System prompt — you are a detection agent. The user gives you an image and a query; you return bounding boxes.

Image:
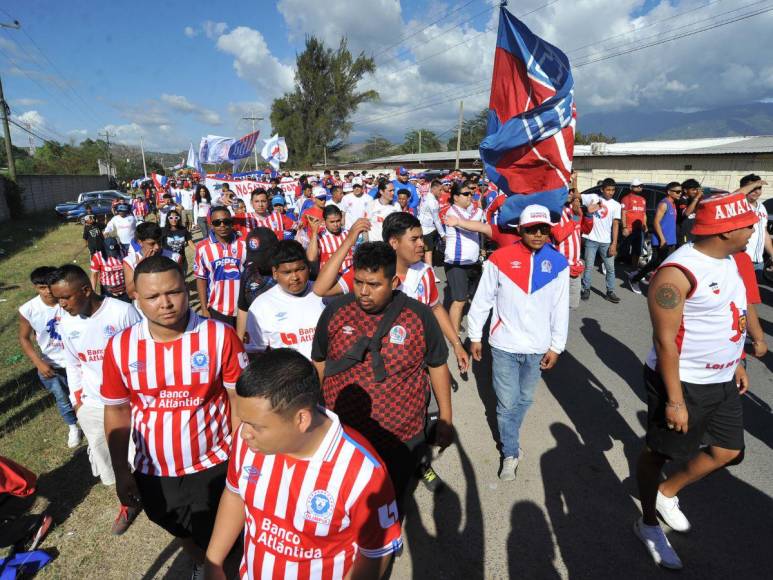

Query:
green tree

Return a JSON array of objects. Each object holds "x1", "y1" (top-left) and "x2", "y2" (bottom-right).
[
  {"x1": 575, "y1": 130, "x2": 616, "y2": 144},
  {"x1": 360, "y1": 135, "x2": 394, "y2": 160},
  {"x1": 270, "y1": 36, "x2": 378, "y2": 168},
  {"x1": 0, "y1": 137, "x2": 30, "y2": 172},
  {"x1": 446, "y1": 108, "x2": 489, "y2": 151},
  {"x1": 400, "y1": 129, "x2": 441, "y2": 154}
]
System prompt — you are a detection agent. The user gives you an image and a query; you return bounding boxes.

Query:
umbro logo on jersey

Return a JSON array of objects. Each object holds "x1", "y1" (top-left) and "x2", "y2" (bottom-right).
[
  {"x1": 128, "y1": 361, "x2": 146, "y2": 373},
  {"x1": 709, "y1": 282, "x2": 720, "y2": 295},
  {"x1": 275, "y1": 311, "x2": 287, "y2": 321},
  {"x1": 242, "y1": 466, "x2": 261, "y2": 483},
  {"x1": 68, "y1": 330, "x2": 81, "y2": 339},
  {"x1": 510, "y1": 261, "x2": 522, "y2": 269},
  {"x1": 342, "y1": 325, "x2": 354, "y2": 335},
  {"x1": 305, "y1": 489, "x2": 335, "y2": 524}
]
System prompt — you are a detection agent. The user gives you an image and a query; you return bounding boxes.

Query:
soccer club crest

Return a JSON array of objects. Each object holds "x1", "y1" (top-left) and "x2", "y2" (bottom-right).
[
  {"x1": 191, "y1": 351, "x2": 210, "y2": 373},
  {"x1": 305, "y1": 490, "x2": 335, "y2": 524},
  {"x1": 541, "y1": 260, "x2": 552, "y2": 273},
  {"x1": 389, "y1": 325, "x2": 407, "y2": 345},
  {"x1": 103, "y1": 324, "x2": 118, "y2": 338}
]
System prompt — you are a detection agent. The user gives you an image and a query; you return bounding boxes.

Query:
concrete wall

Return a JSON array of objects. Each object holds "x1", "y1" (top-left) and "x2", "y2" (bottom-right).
[
  {"x1": 14, "y1": 174, "x2": 112, "y2": 214},
  {"x1": 573, "y1": 153, "x2": 773, "y2": 198},
  {"x1": 0, "y1": 178, "x2": 9, "y2": 222}
]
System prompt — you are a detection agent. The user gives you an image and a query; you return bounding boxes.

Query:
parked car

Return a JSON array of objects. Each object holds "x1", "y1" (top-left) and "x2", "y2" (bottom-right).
[
  {"x1": 55, "y1": 198, "x2": 117, "y2": 221},
  {"x1": 55, "y1": 191, "x2": 129, "y2": 217},
  {"x1": 580, "y1": 182, "x2": 729, "y2": 231}
]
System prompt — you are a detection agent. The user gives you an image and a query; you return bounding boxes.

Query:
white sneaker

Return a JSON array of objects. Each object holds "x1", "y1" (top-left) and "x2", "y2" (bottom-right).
[
  {"x1": 626, "y1": 272, "x2": 642, "y2": 295},
  {"x1": 633, "y1": 518, "x2": 683, "y2": 570},
  {"x1": 499, "y1": 456, "x2": 519, "y2": 481},
  {"x1": 67, "y1": 425, "x2": 81, "y2": 448},
  {"x1": 656, "y1": 491, "x2": 691, "y2": 532}
]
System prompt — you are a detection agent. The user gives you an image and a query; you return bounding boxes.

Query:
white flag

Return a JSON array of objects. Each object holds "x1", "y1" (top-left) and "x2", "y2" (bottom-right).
[
  {"x1": 199, "y1": 135, "x2": 234, "y2": 163},
  {"x1": 260, "y1": 134, "x2": 288, "y2": 170},
  {"x1": 186, "y1": 143, "x2": 196, "y2": 168}
]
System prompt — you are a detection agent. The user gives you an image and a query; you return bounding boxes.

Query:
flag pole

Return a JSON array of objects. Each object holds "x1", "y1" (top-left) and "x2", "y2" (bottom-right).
[{"x1": 454, "y1": 100, "x2": 464, "y2": 170}]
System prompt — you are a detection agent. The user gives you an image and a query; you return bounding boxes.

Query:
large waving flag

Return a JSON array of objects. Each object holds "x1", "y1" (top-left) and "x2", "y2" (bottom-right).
[
  {"x1": 199, "y1": 135, "x2": 234, "y2": 164},
  {"x1": 480, "y1": 6, "x2": 575, "y2": 225},
  {"x1": 260, "y1": 134, "x2": 288, "y2": 170},
  {"x1": 228, "y1": 130, "x2": 260, "y2": 160}
]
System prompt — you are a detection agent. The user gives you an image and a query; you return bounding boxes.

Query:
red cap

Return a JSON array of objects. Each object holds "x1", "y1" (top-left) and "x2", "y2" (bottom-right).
[{"x1": 691, "y1": 191, "x2": 758, "y2": 235}]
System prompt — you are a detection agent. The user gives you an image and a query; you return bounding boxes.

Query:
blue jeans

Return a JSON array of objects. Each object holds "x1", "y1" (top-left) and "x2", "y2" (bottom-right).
[
  {"x1": 582, "y1": 239, "x2": 615, "y2": 292},
  {"x1": 490, "y1": 348, "x2": 543, "y2": 458},
  {"x1": 38, "y1": 368, "x2": 77, "y2": 426}
]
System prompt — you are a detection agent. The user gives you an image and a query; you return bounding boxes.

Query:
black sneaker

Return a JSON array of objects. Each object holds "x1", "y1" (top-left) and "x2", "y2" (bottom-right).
[
  {"x1": 605, "y1": 291, "x2": 621, "y2": 304},
  {"x1": 419, "y1": 465, "x2": 445, "y2": 493},
  {"x1": 111, "y1": 504, "x2": 141, "y2": 536},
  {"x1": 580, "y1": 289, "x2": 590, "y2": 301}
]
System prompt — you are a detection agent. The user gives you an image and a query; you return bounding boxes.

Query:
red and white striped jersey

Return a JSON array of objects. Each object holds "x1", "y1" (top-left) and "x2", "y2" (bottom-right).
[
  {"x1": 336, "y1": 262, "x2": 439, "y2": 308},
  {"x1": 101, "y1": 310, "x2": 248, "y2": 476},
  {"x1": 318, "y1": 230, "x2": 353, "y2": 272},
  {"x1": 90, "y1": 252, "x2": 126, "y2": 289},
  {"x1": 237, "y1": 213, "x2": 272, "y2": 238},
  {"x1": 194, "y1": 234, "x2": 248, "y2": 316},
  {"x1": 268, "y1": 211, "x2": 294, "y2": 240},
  {"x1": 226, "y1": 408, "x2": 402, "y2": 580},
  {"x1": 553, "y1": 206, "x2": 583, "y2": 268}
]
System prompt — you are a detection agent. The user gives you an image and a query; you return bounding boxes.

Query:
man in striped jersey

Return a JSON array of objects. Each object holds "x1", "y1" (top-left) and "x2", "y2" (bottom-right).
[
  {"x1": 306, "y1": 206, "x2": 353, "y2": 274},
  {"x1": 195, "y1": 206, "x2": 248, "y2": 327},
  {"x1": 551, "y1": 188, "x2": 595, "y2": 309},
  {"x1": 235, "y1": 189, "x2": 272, "y2": 238},
  {"x1": 205, "y1": 349, "x2": 402, "y2": 580},
  {"x1": 103, "y1": 256, "x2": 247, "y2": 578}
]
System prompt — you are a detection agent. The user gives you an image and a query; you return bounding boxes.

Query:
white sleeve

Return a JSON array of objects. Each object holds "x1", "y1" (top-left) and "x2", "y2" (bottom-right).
[
  {"x1": 124, "y1": 305, "x2": 142, "y2": 328},
  {"x1": 431, "y1": 200, "x2": 444, "y2": 235},
  {"x1": 466, "y1": 259, "x2": 499, "y2": 342},
  {"x1": 549, "y1": 268, "x2": 570, "y2": 354},
  {"x1": 244, "y1": 307, "x2": 268, "y2": 353},
  {"x1": 103, "y1": 217, "x2": 116, "y2": 236},
  {"x1": 61, "y1": 335, "x2": 83, "y2": 405},
  {"x1": 613, "y1": 202, "x2": 622, "y2": 221}
]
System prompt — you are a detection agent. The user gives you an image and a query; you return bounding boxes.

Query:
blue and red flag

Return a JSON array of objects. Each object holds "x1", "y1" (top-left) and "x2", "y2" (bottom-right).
[
  {"x1": 480, "y1": 6, "x2": 575, "y2": 226},
  {"x1": 228, "y1": 130, "x2": 260, "y2": 161}
]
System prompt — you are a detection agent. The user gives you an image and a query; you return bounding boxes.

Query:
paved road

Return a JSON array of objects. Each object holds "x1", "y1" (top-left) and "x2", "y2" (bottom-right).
[{"x1": 391, "y1": 266, "x2": 773, "y2": 579}]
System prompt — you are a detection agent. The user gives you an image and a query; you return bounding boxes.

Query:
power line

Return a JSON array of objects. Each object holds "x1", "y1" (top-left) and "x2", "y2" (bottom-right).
[{"x1": 8, "y1": 116, "x2": 57, "y2": 144}]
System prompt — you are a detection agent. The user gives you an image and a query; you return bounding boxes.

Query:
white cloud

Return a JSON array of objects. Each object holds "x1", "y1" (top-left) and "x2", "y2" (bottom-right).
[
  {"x1": 215, "y1": 27, "x2": 295, "y2": 95},
  {"x1": 160, "y1": 93, "x2": 222, "y2": 125},
  {"x1": 14, "y1": 98, "x2": 45, "y2": 107},
  {"x1": 203, "y1": 20, "x2": 228, "y2": 39},
  {"x1": 183, "y1": 26, "x2": 198, "y2": 38}
]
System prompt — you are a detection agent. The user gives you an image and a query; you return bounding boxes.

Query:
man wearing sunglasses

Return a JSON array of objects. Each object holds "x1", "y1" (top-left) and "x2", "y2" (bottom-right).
[
  {"x1": 467, "y1": 204, "x2": 569, "y2": 482},
  {"x1": 194, "y1": 206, "x2": 247, "y2": 326},
  {"x1": 739, "y1": 173, "x2": 772, "y2": 280}
]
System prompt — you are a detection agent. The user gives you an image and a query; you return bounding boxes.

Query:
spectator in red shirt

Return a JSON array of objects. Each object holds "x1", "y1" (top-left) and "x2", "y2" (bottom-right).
[{"x1": 620, "y1": 179, "x2": 648, "y2": 267}]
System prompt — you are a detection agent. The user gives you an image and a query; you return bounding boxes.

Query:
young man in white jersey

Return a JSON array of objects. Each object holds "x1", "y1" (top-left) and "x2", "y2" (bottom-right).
[
  {"x1": 48, "y1": 264, "x2": 142, "y2": 534},
  {"x1": 580, "y1": 177, "x2": 622, "y2": 303},
  {"x1": 418, "y1": 179, "x2": 445, "y2": 265},
  {"x1": 245, "y1": 240, "x2": 331, "y2": 360},
  {"x1": 205, "y1": 349, "x2": 402, "y2": 580},
  {"x1": 102, "y1": 256, "x2": 247, "y2": 579},
  {"x1": 633, "y1": 191, "x2": 758, "y2": 570},
  {"x1": 368, "y1": 181, "x2": 399, "y2": 242},
  {"x1": 340, "y1": 182, "x2": 372, "y2": 227},
  {"x1": 443, "y1": 181, "x2": 484, "y2": 334},
  {"x1": 18, "y1": 266, "x2": 80, "y2": 447},
  {"x1": 739, "y1": 174, "x2": 772, "y2": 280},
  {"x1": 104, "y1": 204, "x2": 137, "y2": 254}
]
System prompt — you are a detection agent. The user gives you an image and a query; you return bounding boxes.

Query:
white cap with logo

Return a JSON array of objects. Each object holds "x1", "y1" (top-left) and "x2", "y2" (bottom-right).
[
  {"x1": 631, "y1": 178, "x2": 643, "y2": 187},
  {"x1": 519, "y1": 204, "x2": 555, "y2": 227}
]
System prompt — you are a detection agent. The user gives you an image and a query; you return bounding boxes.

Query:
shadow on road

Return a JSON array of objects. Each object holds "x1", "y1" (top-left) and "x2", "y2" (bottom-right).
[
  {"x1": 469, "y1": 324, "x2": 499, "y2": 452},
  {"x1": 507, "y1": 501, "x2": 561, "y2": 580},
  {"x1": 403, "y1": 437, "x2": 484, "y2": 580}
]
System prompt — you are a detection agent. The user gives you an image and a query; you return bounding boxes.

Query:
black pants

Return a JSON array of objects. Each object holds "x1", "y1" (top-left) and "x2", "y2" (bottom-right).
[
  {"x1": 632, "y1": 244, "x2": 674, "y2": 283},
  {"x1": 378, "y1": 431, "x2": 428, "y2": 514},
  {"x1": 208, "y1": 309, "x2": 236, "y2": 327}
]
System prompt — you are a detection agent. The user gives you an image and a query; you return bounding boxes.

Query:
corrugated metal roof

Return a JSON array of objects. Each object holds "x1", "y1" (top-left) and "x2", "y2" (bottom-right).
[{"x1": 361, "y1": 135, "x2": 773, "y2": 164}]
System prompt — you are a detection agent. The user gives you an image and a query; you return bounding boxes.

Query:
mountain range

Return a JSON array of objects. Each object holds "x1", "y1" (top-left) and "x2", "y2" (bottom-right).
[{"x1": 579, "y1": 102, "x2": 773, "y2": 142}]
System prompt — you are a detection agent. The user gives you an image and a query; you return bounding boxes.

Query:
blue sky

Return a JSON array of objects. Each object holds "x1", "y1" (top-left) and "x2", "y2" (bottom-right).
[{"x1": 1, "y1": 1, "x2": 772, "y2": 154}]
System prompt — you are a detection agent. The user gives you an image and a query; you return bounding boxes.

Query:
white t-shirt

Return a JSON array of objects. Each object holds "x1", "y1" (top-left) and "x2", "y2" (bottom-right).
[
  {"x1": 325, "y1": 199, "x2": 344, "y2": 212},
  {"x1": 178, "y1": 188, "x2": 194, "y2": 211},
  {"x1": 104, "y1": 214, "x2": 137, "y2": 245},
  {"x1": 368, "y1": 201, "x2": 399, "y2": 242},
  {"x1": 245, "y1": 283, "x2": 327, "y2": 360},
  {"x1": 18, "y1": 296, "x2": 66, "y2": 367},
  {"x1": 745, "y1": 201, "x2": 769, "y2": 263},
  {"x1": 340, "y1": 193, "x2": 372, "y2": 226},
  {"x1": 60, "y1": 297, "x2": 141, "y2": 407},
  {"x1": 418, "y1": 193, "x2": 442, "y2": 235},
  {"x1": 444, "y1": 204, "x2": 484, "y2": 265},
  {"x1": 581, "y1": 194, "x2": 622, "y2": 244}
]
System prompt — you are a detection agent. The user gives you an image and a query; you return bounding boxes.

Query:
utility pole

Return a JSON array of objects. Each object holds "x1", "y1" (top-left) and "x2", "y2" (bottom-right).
[
  {"x1": 241, "y1": 112, "x2": 263, "y2": 171},
  {"x1": 139, "y1": 135, "x2": 148, "y2": 178},
  {"x1": 25, "y1": 122, "x2": 34, "y2": 156},
  {"x1": 0, "y1": 18, "x2": 20, "y2": 181},
  {"x1": 323, "y1": 145, "x2": 327, "y2": 168},
  {"x1": 418, "y1": 129, "x2": 422, "y2": 155},
  {"x1": 454, "y1": 100, "x2": 464, "y2": 170},
  {"x1": 99, "y1": 129, "x2": 115, "y2": 178}
]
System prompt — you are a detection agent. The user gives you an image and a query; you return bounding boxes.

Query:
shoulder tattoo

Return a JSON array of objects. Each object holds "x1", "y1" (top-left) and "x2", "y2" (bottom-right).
[{"x1": 654, "y1": 283, "x2": 681, "y2": 309}]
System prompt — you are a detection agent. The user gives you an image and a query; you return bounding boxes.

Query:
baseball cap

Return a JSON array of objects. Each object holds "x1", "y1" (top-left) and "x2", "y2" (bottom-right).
[
  {"x1": 313, "y1": 187, "x2": 328, "y2": 199},
  {"x1": 271, "y1": 195, "x2": 285, "y2": 206},
  {"x1": 631, "y1": 178, "x2": 643, "y2": 187},
  {"x1": 343, "y1": 183, "x2": 353, "y2": 192},
  {"x1": 352, "y1": 176, "x2": 363, "y2": 185},
  {"x1": 519, "y1": 204, "x2": 555, "y2": 227},
  {"x1": 116, "y1": 203, "x2": 130, "y2": 212},
  {"x1": 690, "y1": 191, "x2": 758, "y2": 236},
  {"x1": 308, "y1": 175, "x2": 319, "y2": 183},
  {"x1": 398, "y1": 166, "x2": 409, "y2": 176}
]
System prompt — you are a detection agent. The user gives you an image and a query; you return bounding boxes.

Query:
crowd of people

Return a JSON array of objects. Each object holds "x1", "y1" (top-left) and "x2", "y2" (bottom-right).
[{"x1": 14, "y1": 164, "x2": 770, "y2": 577}]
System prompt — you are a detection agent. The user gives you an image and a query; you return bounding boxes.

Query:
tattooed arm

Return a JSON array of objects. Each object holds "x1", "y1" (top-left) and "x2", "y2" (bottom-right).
[{"x1": 647, "y1": 266, "x2": 693, "y2": 433}]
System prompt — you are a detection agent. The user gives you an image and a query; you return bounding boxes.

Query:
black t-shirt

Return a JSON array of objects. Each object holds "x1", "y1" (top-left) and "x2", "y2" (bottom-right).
[
  {"x1": 311, "y1": 293, "x2": 448, "y2": 449},
  {"x1": 161, "y1": 227, "x2": 191, "y2": 254},
  {"x1": 237, "y1": 264, "x2": 276, "y2": 311},
  {"x1": 83, "y1": 223, "x2": 105, "y2": 254}
]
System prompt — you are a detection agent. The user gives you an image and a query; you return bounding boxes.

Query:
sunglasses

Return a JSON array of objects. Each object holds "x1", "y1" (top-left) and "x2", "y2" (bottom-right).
[
  {"x1": 522, "y1": 224, "x2": 552, "y2": 235},
  {"x1": 457, "y1": 191, "x2": 472, "y2": 197},
  {"x1": 668, "y1": 189, "x2": 682, "y2": 194},
  {"x1": 168, "y1": 215, "x2": 180, "y2": 219},
  {"x1": 211, "y1": 218, "x2": 234, "y2": 226}
]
